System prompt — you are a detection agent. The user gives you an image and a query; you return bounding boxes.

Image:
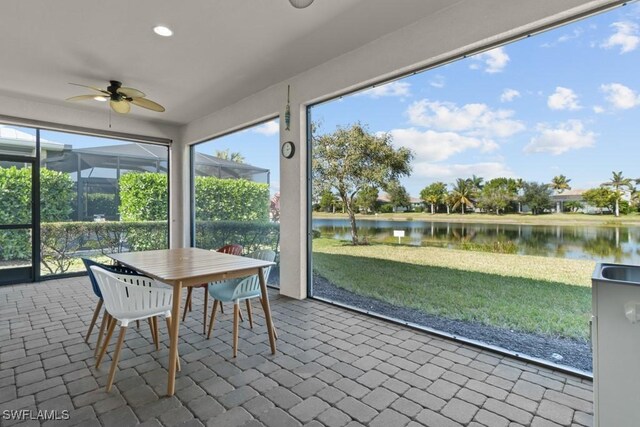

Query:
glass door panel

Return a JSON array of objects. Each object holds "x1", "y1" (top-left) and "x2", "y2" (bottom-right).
[{"x1": 0, "y1": 159, "x2": 34, "y2": 284}]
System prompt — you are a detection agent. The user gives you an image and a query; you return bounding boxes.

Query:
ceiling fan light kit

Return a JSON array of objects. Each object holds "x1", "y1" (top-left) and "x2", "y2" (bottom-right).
[
  {"x1": 66, "y1": 80, "x2": 165, "y2": 114},
  {"x1": 289, "y1": 0, "x2": 314, "y2": 9}
]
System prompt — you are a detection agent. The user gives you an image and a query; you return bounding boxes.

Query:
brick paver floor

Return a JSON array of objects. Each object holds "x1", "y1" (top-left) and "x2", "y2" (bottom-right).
[{"x1": 0, "y1": 277, "x2": 593, "y2": 426}]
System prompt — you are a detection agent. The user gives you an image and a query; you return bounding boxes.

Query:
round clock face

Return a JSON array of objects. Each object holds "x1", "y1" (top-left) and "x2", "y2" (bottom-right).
[{"x1": 282, "y1": 141, "x2": 295, "y2": 158}]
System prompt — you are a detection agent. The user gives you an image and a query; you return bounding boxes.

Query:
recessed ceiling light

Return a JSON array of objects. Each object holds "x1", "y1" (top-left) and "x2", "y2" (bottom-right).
[
  {"x1": 153, "y1": 25, "x2": 173, "y2": 37},
  {"x1": 94, "y1": 96, "x2": 108, "y2": 102}
]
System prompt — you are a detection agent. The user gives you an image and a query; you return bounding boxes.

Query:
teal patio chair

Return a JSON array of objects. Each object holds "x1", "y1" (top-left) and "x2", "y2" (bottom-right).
[{"x1": 206, "y1": 249, "x2": 276, "y2": 357}]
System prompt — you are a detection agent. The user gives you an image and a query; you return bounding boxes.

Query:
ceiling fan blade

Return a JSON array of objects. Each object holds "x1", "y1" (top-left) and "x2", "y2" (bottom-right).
[
  {"x1": 110, "y1": 100, "x2": 131, "y2": 114},
  {"x1": 68, "y1": 83, "x2": 110, "y2": 95},
  {"x1": 131, "y1": 97, "x2": 165, "y2": 112},
  {"x1": 117, "y1": 87, "x2": 145, "y2": 98},
  {"x1": 66, "y1": 94, "x2": 105, "y2": 102}
]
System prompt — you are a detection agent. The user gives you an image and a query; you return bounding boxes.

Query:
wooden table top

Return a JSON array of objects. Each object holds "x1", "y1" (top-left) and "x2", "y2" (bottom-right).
[{"x1": 108, "y1": 247, "x2": 275, "y2": 287}]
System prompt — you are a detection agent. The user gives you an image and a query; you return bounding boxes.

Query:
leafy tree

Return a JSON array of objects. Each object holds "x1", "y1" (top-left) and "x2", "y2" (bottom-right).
[
  {"x1": 564, "y1": 200, "x2": 584, "y2": 213},
  {"x1": 583, "y1": 187, "x2": 616, "y2": 214},
  {"x1": 215, "y1": 149, "x2": 245, "y2": 164},
  {"x1": 312, "y1": 123, "x2": 412, "y2": 244},
  {"x1": 478, "y1": 178, "x2": 517, "y2": 215},
  {"x1": 355, "y1": 186, "x2": 379, "y2": 214},
  {"x1": 451, "y1": 178, "x2": 475, "y2": 214},
  {"x1": 420, "y1": 182, "x2": 448, "y2": 214},
  {"x1": 603, "y1": 171, "x2": 632, "y2": 217},
  {"x1": 385, "y1": 180, "x2": 410, "y2": 212},
  {"x1": 318, "y1": 189, "x2": 337, "y2": 213},
  {"x1": 550, "y1": 175, "x2": 572, "y2": 213},
  {"x1": 520, "y1": 182, "x2": 552, "y2": 215}
]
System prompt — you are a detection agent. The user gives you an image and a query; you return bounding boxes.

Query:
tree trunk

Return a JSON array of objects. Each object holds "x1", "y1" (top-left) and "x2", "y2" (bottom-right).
[
  {"x1": 344, "y1": 198, "x2": 359, "y2": 244},
  {"x1": 518, "y1": 202, "x2": 521, "y2": 213},
  {"x1": 446, "y1": 205, "x2": 450, "y2": 214},
  {"x1": 615, "y1": 198, "x2": 620, "y2": 217},
  {"x1": 430, "y1": 203, "x2": 435, "y2": 215},
  {"x1": 461, "y1": 203, "x2": 465, "y2": 215},
  {"x1": 556, "y1": 201, "x2": 561, "y2": 213}
]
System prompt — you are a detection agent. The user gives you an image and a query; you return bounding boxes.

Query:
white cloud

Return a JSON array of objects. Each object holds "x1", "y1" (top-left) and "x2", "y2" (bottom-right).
[
  {"x1": 500, "y1": 89, "x2": 520, "y2": 103},
  {"x1": 600, "y1": 83, "x2": 640, "y2": 109},
  {"x1": 429, "y1": 75, "x2": 445, "y2": 88},
  {"x1": 547, "y1": 87, "x2": 581, "y2": 111},
  {"x1": 413, "y1": 162, "x2": 515, "y2": 180},
  {"x1": 253, "y1": 120, "x2": 279, "y2": 136},
  {"x1": 524, "y1": 120, "x2": 596, "y2": 155},
  {"x1": 359, "y1": 81, "x2": 411, "y2": 98},
  {"x1": 470, "y1": 47, "x2": 510, "y2": 73},
  {"x1": 388, "y1": 128, "x2": 497, "y2": 163},
  {"x1": 541, "y1": 28, "x2": 584, "y2": 48},
  {"x1": 601, "y1": 21, "x2": 640, "y2": 54},
  {"x1": 407, "y1": 100, "x2": 525, "y2": 138},
  {"x1": 593, "y1": 105, "x2": 605, "y2": 114}
]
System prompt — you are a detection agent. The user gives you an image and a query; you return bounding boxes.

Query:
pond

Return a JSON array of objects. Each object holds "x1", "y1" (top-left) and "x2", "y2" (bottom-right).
[{"x1": 312, "y1": 218, "x2": 640, "y2": 264}]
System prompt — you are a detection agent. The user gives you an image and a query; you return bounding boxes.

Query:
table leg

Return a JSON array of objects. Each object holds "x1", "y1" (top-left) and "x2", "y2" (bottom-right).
[
  {"x1": 168, "y1": 281, "x2": 182, "y2": 396},
  {"x1": 258, "y1": 268, "x2": 276, "y2": 354}
]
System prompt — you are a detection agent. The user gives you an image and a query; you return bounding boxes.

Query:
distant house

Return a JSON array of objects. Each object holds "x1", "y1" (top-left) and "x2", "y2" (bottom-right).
[{"x1": 377, "y1": 193, "x2": 423, "y2": 212}]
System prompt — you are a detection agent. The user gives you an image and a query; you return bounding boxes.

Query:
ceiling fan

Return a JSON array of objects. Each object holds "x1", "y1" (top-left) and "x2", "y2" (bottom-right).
[{"x1": 66, "y1": 80, "x2": 165, "y2": 114}]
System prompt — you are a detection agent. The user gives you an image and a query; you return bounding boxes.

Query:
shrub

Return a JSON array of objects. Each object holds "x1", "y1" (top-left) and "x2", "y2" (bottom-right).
[
  {"x1": 86, "y1": 193, "x2": 118, "y2": 219},
  {"x1": 195, "y1": 176, "x2": 269, "y2": 221},
  {"x1": 0, "y1": 167, "x2": 73, "y2": 261},
  {"x1": 379, "y1": 204, "x2": 394, "y2": 213},
  {"x1": 119, "y1": 173, "x2": 168, "y2": 221},
  {"x1": 195, "y1": 221, "x2": 279, "y2": 254}
]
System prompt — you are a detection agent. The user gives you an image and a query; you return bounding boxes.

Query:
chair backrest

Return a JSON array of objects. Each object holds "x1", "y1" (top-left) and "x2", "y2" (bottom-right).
[
  {"x1": 231, "y1": 249, "x2": 276, "y2": 300},
  {"x1": 217, "y1": 244, "x2": 243, "y2": 256},
  {"x1": 90, "y1": 266, "x2": 172, "y2": 322},
  {"x1": 82, "y1": 258, "x2": 153, "y2": 299}
]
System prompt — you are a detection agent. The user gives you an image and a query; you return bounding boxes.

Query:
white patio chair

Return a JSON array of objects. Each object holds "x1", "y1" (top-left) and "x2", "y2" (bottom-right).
[
  {"x1": 90, "y1": 266, "x2": 178, "y2": 392},
  {"x1": 206, "y1": 249, "x2": 277, "y2": 357}
]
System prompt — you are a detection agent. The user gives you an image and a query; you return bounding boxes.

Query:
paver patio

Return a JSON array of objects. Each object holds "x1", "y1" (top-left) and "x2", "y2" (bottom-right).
[{"x1": 0, "y1": 277, "x2": 593, "y2": 426}]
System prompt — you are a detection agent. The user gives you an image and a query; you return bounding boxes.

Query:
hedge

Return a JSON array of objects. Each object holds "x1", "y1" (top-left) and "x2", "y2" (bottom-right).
[
  {"x1": 194, "y1": 220, "x2": 280, "y2": 255},
  {"x1": 119, "y1": 173, "x2": 168, "y2": 221},
  {"x1": 195, "y1": 176, "x2": 269, "y2": 221},
  {"x1": 0, "y1": 167, "x2": 73, "y2": 262},
  {"x1": 40, "y1": 221, "x2": 169, "y2": 275}
]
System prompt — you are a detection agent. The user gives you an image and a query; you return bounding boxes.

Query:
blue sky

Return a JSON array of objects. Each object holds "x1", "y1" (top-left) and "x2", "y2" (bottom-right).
[{"x1": 311, "y1": 3, "x2": 640, "y2": 197}]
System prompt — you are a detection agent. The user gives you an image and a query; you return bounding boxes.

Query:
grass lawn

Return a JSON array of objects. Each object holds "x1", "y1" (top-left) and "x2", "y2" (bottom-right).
[
  {"x1": 312, "y1": 238, "x2": 594, "y2": 340},
  {"x1": 314, "y1": 211, "x2": 640, "y2": 227}
]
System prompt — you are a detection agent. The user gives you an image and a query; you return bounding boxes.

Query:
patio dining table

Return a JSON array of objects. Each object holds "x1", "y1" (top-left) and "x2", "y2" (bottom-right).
[{"x1": 108, "y1": 247, "x2": 277, "y2": 396}]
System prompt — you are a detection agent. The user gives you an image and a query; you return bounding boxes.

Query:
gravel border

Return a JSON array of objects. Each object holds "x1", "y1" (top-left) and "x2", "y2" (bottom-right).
[{"x1": 313, "y1": 274, "x2": 593, "y2": 372}]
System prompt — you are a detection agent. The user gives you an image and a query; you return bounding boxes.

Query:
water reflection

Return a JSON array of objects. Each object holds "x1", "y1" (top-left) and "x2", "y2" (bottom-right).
[{"x1": 313, "y1": 218, "x2": 640, "y2": 264}]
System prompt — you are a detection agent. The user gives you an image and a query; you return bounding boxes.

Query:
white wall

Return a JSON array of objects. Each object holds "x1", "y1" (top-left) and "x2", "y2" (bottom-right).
[{"x1": 177, "y1": 0, "x2": 622, "y2": 300}]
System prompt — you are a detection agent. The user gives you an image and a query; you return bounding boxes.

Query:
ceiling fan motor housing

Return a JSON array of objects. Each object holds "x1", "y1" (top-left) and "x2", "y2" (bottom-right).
[{"x1": 107, "y1": 80, "x2": 124, "y2": 101}]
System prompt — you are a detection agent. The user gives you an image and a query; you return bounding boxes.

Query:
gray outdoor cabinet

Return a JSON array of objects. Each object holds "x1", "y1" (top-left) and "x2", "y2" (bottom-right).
[{"x1": 592, "y1": 263, "x2": 640, "y2": 426}]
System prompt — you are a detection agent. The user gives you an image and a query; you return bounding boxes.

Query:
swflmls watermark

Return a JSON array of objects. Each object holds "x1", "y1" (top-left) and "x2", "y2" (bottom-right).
[{"x1": 2, "y1": 409, "x2": 70, "y2": 421}]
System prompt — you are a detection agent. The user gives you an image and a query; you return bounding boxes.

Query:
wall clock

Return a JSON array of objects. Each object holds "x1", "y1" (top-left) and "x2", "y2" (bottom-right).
[{"x1": 282, "y1": 141, "x2": 295, "y2": 159}]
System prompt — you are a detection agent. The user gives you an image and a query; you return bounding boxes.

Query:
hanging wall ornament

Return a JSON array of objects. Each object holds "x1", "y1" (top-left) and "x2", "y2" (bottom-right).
[{"x1": 285, "y1": 85, "x2": 291, "y2": 131}]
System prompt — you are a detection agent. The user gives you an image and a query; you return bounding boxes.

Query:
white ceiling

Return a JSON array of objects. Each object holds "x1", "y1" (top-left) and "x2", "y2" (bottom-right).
[{"x1": 0, "y1": 0, "x2": 456, "y2": 125}]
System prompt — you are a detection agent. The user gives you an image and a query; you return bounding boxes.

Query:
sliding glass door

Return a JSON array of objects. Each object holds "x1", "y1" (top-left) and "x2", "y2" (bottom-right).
[{"x1": 0, "y1": 156, "x2": 36, "y2": 284}]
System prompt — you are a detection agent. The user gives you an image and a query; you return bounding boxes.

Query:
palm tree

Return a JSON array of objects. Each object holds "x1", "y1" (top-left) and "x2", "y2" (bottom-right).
[
  {"x1": 215, "y1": 149, "x2": 245, "y2": 163},
  {"x1": 469, "y1": 175, "x2": 484, "y2": 193},
  {"x1": 603, "y1": 171, "x2": 632, "y2": 217},
  {"x1": 550, "y1": 175, "x2": 572, "y2": 213},
  {"x1": 451, "y1": 178, "x2": 475, "y2": 215},
  {"x1": 515, "y1": 178, "x2": 525, "y2": 213}
]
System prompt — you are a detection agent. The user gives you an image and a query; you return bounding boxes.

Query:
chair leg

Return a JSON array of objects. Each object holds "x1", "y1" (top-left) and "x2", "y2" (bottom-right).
[
  {"x1": 239, "y1": 307, "x2": 244, "y2": 322},
  {"x1": 85, "y1": 300, "x2": 103, "y2": 343},
  {"x1": 96, "y1": 317, "x2": 117, "y2": 369},
  {"x1": 207, "y1": 300, "x2": 220, "y2": 339},
  {"x1": 148, "y1": 318, "x2": 159, "y2": 350},
  {"x1": 202, "y1": 285, "x2": 208, "y2": 335},
  {"x1": 220, "y1": 302, "x2": 224, "y2": 314},
  {"x1": 233, "y1": 302, "x2": 240, "y2": 358},
  {"x1": 245, "y1": 300, "x2": 254, "y2": 329},
  {"x1": 183, "y1": 287, "x2": 193, "y2": 321},
  {"x1": 95, "y1": 310, "x2": 109, "y2": 357},
  {"x1": 136, "y1": 320, "x2": 140, "y2": 329},
  {"x1": 106, "y1": 326, "x2": 127, "y2": 392},
  {"x1": 165, "y1": 317, "x2": 181, "y2": 372},
  {"x1": 152, "y1": 316, "x2": 160, "y2": 350}
]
